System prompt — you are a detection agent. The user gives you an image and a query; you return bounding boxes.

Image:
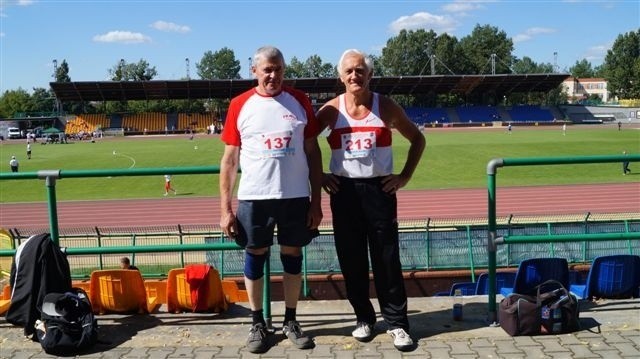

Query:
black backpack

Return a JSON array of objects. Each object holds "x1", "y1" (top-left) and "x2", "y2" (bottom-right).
[{"x1": 35, "y1": 288, "x2": 98, "y2": 355}]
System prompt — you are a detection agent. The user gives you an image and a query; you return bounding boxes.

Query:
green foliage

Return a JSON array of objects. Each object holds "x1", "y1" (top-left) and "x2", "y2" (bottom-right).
[
  {"x1": 285, "y1": 55, "x2": 335, "y2": 78},
  {"x1": 570, "y1": 59, "x2": 596, "y2": 78},
  {"x1": 1, "y1": 127, "x2": 637, "y2": 203},
  {"x1": 109, "y1": 59, "x2": 158, "y2": 81},
  {"x1": 604, "y1": 29, "x2": 640, "y2": 99},
  {"x1": 0, "y1": 88, "x2": 31, "y2": 118},
  {"x1": 196, "y1": 48, "x2": 241, "y2": 80},
  {"x1": 458, "y1": 24, "x2": 514, "y2": 75}
]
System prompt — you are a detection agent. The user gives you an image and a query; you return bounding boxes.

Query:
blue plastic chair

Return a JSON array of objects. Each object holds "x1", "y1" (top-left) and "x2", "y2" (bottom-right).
[
  {"x1": 500, "y1": 257, "x2": 570, "y2": 296},
  {"x1": 433, "y1": 281, "x2": 477, "y2": 296},
  {"x1": 474, "y1": 272, "x2": 517, "y2": 295},
  {"x1": 570, "y1": 255, "x2": 640, "y2": 300},
  {"x1": 450, "y1": 282, "x2": 477, "y2": 296}
]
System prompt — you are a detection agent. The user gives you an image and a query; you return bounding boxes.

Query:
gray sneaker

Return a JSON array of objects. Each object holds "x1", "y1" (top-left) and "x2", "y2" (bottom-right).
[
  {"x1": 352, "y1": 321, "x2": 374, "y2": 342},
  {"x1": 246, "y1": 323, "x2": 269, "y2": 353},
  {"x1": 282, "y1": 320, "x2": 314, "y2": 349},
  {"x1": 387, "y1": 328, "x2": 413, "y2": 351}
]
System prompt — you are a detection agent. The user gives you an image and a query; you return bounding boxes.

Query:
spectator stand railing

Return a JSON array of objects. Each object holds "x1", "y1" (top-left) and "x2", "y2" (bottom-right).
[
  {"x1": 0, "y1": 166, "x2": 275, "y2": 327},
  {"x1": 486, "y1": 154, "x2": 640, "y2": 325}
]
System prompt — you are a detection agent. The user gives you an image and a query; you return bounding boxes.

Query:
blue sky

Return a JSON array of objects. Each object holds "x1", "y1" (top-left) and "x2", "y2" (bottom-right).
[{"x1": 1, "y1": 0, "x2": 638, "y2": 93}]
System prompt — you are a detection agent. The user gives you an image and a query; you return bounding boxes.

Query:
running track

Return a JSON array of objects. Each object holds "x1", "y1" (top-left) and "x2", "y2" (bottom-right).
[{"x1": 0, "y1": 183, "x2": 638, "y2": 231}]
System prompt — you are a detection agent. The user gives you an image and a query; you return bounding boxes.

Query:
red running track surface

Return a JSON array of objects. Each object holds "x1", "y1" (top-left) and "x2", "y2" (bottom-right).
[{"x1": 0, "y1": 183, "x2": 638, "y2": 230}]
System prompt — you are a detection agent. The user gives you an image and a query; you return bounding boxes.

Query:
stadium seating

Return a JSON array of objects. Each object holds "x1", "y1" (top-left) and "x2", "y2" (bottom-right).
[
  {"x1": 89, "y1": 269, "x2": 159, "y2": 314},
  {"x1": 570, "y1": 255, "x2": 640, "y2": 300},
  {"x1": 404, "y1": 107, "x2": 450, "y2": 124},
  {"x1": 507, "y1": 105, "x2": 555, "y2": 122},
  {"x1": 456, "y1": 106, "x2": 500, "y2": 123},
  {"x1": 0, "y1": 284, "x2": 11, "y2": 315},
  {"x1": 434, "y1": 281, "x2": 477, "y2": 296},
  {"x1": 500, "y1": 257, "x2": 570, "y2": 296},
  {"x1": 474, "y1": 272, "x2": 517, "y2": 295},
  {"x1": 166, "y1": 265, "x2": 228, "y2": 313}
]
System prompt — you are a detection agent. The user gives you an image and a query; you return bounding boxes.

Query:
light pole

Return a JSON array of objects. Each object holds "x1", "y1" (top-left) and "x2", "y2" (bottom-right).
[
  {"x1": 185, "y1": 57, "x2": 190, "y2": 80},
  {"x1": 52, "y1": 59, "x2": 58, "y2": 80},
  {"x1": 248, "y1": 56, "x2": 252, "y2": 78},
  {"x1": 119, "y1": 59, "x2": 125, "y2": 81}
]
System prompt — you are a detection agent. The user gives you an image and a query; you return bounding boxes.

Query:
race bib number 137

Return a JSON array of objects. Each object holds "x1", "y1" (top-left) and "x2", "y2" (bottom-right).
[{"x1": 261, "y1": 130, "x2": 295, "y2": 158}]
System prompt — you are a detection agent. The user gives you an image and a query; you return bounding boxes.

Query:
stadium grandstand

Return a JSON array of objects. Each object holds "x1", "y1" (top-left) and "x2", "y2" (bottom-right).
[{"x1": 3, "y1": 73, "x2": 639, "y2": 139}]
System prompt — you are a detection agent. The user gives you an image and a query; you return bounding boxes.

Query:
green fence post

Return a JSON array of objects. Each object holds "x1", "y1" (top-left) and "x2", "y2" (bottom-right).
[
  {"x1": 39, "y1": 170, "x2": 61, "y2": 244},
  {"x1": 486, "y1": 159, "x2": 503, "y2": 325}
]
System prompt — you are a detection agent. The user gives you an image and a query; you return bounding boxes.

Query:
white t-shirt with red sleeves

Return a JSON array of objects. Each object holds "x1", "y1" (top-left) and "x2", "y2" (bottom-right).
[
  {"x1": 326, "y1": 93, "x2": 393, "y2": 178},
  {"x1": 221, "y1": 87, "x2": 318, "y2": 200}
]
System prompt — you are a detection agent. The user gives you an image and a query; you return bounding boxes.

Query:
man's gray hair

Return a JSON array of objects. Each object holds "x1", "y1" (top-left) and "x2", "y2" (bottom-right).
[
  {"x1": 252, "y1": 46, "x2": 285, "y2": 67},
  {"x1": 337, "y1": 49, "x2": 373, "y2": 75}
]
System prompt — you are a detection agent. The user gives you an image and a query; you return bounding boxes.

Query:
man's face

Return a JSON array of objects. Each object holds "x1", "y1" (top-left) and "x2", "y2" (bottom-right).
[
  {"x1": 253, "y1": 57, "x2": 284, "y2": 96},
  {"x1": 339, "y1": 54, "x2": 371, "y2": 94}
]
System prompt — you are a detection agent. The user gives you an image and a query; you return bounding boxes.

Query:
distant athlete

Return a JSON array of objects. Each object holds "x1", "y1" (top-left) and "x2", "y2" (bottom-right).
[{"x1": 164, "y1": 174, "x2": 177, "y2": 196}]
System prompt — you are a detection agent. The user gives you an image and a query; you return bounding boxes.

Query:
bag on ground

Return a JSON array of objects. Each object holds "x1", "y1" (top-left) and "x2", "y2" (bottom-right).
[
  {"x1": 499, "y1": 279, "x2": 579, "y2": 336},
  {"x1": 35, "y1": 287, "x2": 98, "y2": 355}
]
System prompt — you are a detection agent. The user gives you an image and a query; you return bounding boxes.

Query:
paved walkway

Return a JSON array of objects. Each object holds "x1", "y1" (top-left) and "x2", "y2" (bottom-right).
[{"x1": 1, "y1": 296, "x2": 639, "y2": 358}]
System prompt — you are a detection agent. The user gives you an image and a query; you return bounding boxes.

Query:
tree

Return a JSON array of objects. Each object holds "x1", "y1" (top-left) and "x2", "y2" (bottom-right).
[
  {"x1": 569, "y1": 59, "x2": 596, "y2": 78},
  {"x1": 108, "y1": 59, "x2": 158, "y2": 81},
  {"x1": 603, "y1": 30, "x2": 640, "y2": 99},
  {"x1": 285, "y1": 56, "x2": 306, "y2": 78},
  {"x1": 0, "y1": 88, "x2": 31, "y2": 118},
  {"x1": 304, "y1": 55, "x2": 335, "y2": 78},
  {"x1": 381, "y1": 29, "x2": 438, "y2": 76},
  {"x1": 55, "y1": 60, "x2": 71, "y2": 83},
  {"x1": 30, "y1": 87, "x2": 56, "y2": 114},
  {"x1": 285, "y1": 55, "x2": 334, "y2": 78},
  {"x1": 457, "y1": 24, "x2": 514, "y2": 75},
  {"x1": 196, "y1": 47, "x2": 241, "y2": 80}
]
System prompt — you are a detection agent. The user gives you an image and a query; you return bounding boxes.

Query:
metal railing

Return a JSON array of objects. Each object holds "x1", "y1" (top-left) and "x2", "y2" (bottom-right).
[{"x1": 486, "y1": 154, "x2": 640, "y2": 324}]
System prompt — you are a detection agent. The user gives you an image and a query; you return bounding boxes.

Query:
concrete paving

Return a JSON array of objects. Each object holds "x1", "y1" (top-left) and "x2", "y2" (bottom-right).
[{"x1": 1, "y1": 295, "x2": 639, "y2": 358}]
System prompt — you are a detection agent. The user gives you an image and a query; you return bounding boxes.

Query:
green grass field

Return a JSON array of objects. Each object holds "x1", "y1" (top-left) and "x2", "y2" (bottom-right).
[{"x1": 1, "y1": 126, "x2": 638, "y2": 203}]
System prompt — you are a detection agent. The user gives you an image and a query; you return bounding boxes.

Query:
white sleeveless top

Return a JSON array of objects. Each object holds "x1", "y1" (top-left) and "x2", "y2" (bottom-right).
[{"x1": 326, "y1": 93, "x2": 393, "y2": 178}]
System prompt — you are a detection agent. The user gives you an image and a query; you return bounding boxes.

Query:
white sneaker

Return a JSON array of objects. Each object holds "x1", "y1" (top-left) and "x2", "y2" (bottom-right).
[
  {"x1": 387, "y1": 328, "x2": 413, "y2": 351},
  {"x1": 351, "y1": 322, "x2": 374, "y2": 342}
]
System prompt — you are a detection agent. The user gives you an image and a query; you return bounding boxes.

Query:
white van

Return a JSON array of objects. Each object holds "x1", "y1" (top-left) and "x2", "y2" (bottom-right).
[{"x1": 8, "y1": 127, "x2": 22, "y2": 139}]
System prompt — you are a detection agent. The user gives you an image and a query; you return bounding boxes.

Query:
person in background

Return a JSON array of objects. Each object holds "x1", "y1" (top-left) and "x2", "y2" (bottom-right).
[
  {"x1": 622, "y1": 150, "x2": 631, "y2": 175},
  {"x1": 120, "y1": 257, "x2": 139, "y2": 270},
  {"x1": 219, "y1": 45, "x2": 322, "y2": 354},
  {"x1": 164, "y1": 174, "x2": 177, "y2": 196},
  {"x1": 9, "y1": 156, "x2": 19, "y2": 172},
  {"x1": 316, "y1": 49, "x2": 425, "y2": 351},
  {"x1": 26, "y1": 143, "x2": 32, "y2": 160}
]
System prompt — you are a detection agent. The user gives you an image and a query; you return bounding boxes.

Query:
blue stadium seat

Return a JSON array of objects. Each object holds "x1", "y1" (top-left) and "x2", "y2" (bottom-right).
[
  {"x1": 500, "y1": 257, "x2": 570, "y2": 296},
  {"x1": 570, "y1": 255, "x2": 640, "y2": 300},
  {"x1": 433, "y1": 281, "x2": 477, "y2": 296},
  {"x1": 474, "y1": 272, "x2": 517, "y2": 295}
]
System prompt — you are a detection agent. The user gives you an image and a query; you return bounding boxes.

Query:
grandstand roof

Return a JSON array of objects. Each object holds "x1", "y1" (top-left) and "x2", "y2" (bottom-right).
[{"x1": 50, "y1": 73, "x2": 569, "y2": 102}]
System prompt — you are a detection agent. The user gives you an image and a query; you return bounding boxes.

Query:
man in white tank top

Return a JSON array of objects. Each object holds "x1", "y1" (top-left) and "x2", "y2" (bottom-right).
[
  {"x1": 219, "y1": 46, "x2": 323, "y2": 354},
  {"x1": 316, "y1": 49, "x2": 425, "y2": 351}
]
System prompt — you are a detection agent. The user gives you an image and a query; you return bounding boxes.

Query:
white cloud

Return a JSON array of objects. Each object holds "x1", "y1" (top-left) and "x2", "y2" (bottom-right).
[
  {"x1": 584, "y1": 43, "x2": 610, "y2": 62},
  {"x1": 512, "y1": 27, "x2": 556, "y2": 43},
  {"x1": 92, "y1": 31, "x2": 152, "y2": 44},
  {"x1": 442, "y1": 0, "x2": 483, "y2": 14},
  {"x1": 17, "y1": 0, "x2": 35, "y2": 5},
  {"x1": 0, "y1": 32, "x2": 4, "y2": 37},
  {"x1": 150, "y1": 20, "x2": 191, "y2": 34},
  {"x1": 389, "y1": 12, "x2": 458, "y2": 34}
]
